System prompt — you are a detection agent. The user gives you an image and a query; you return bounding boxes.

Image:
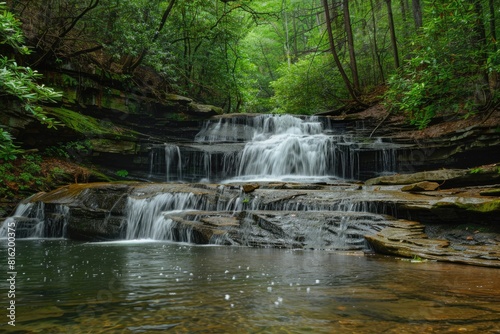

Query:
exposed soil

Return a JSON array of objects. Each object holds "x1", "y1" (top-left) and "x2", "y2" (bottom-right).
[{"x1": 351, "y1": 102, "x2": 500, "y2": 139}]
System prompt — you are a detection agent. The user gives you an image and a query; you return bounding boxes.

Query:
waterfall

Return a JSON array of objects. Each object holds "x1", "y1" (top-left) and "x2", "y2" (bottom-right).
[
  {"x1": 150, "y1": 114, "x2": 402, "y2": 182},
  {"x1": 165, "y1": 144, "x2": 182, "y2": 181},
  {"x1": 149, "y1": 144, "x2": 182, "y2": 181},
  {"x1": 0, "y1": 203, "x2": 69, "y2": 239},
  {"x1": 125, "y1": 192, "x2": 210, "y2": 240}
]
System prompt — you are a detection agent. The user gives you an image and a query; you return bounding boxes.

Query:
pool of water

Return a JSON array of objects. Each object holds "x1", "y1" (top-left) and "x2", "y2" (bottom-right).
[{"x1": 1, "y1": 239, "x2": 499, "y2": 333}]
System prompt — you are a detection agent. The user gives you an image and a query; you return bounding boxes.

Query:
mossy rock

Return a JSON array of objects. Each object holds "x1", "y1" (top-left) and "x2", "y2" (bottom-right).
[
  {"x1": 47, "y1": 107, "x2": 138, "y2": 139},
  {"x1": 432, "y1": 200, "x2": 500, "y2": 213},
  {"x1": 430, "y1": 199, "x2": 500, "y2": 225}
]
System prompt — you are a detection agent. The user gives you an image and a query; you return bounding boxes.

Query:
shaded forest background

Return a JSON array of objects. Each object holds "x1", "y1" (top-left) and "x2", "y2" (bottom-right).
[{"x1": 3, "y1": 0, "x2": 499, "y2": 123}]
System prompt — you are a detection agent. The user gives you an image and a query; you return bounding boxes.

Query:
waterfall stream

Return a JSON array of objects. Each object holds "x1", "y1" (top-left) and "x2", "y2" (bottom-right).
[
  {"x1": 149, "y1": 114, "x2": 402, "y2": 182},
  {"x1": 3, "y1": 114, "x2": 406, "y2": 248}
]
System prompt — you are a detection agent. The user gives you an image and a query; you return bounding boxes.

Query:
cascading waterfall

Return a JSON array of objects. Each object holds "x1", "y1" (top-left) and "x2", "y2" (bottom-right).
[
  {"x1": 128, "y1": 111, "x2": 404, "y2": 245},
  {"x1": 149, "y1": 144, "x2": 182, "y2": 181},
  {"x1": 151, "y1": 114, "x2": 401, "y2": 182},
  {"x1": 0, "y1": 202, "x2": 69, "y2": 238},
  {"x1": 125, "y1": 192, "x2": 210, "y2": 240},
  {"x1": 4, "y1": 114, "x2": 404, "y2": 248}
]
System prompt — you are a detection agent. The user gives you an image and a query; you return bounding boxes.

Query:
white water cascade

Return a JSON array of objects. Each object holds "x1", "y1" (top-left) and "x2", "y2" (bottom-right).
[
  {"x1": 149, "y1": 114, "x2": 401, "y2": 182},
  {"x1": 0, "y1": 202, "x2": 69, "y2": 238},
  {"x1": 2, "y1": 114, "x2": 403, "y2": 248},
  {"x1": 125, "y1": 192, "x2": 209, "y2": 240}
]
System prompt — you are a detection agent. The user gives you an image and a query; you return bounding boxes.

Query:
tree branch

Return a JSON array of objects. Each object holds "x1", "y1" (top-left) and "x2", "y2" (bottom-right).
[{"x1": 32, "y1": 0, "x2": 100, "y2": 67}]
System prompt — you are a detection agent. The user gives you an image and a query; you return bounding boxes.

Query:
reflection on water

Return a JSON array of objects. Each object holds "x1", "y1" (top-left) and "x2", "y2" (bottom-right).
[{"x1": 1, "y1": 240, "x2": 499, "y2": 333}]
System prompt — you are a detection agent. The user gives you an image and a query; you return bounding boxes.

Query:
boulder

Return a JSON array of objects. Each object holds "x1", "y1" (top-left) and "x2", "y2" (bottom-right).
[
  {"x1": 366, "y1": 165, "x2": 500, "y2": 188},
  {"x1": 188, "y1": 102, "x2": 223, "y2": 115},
  {"x1": 242, "y1": 184, "x2": 259, "y2": 193},
  {"x1": 401, "y1": 181, "x2": 440, "y2": 192}
]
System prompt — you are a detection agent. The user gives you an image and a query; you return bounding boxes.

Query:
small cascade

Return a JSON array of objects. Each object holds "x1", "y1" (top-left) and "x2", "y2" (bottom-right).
[
  {"x1": 194, "y1": 116, "x2": 256, "y2": 143},
  {"x1": 0, "y1": 203, "x2": 69, "y2": 239},
  {"x1": 125, "y1": 192, "x2": 210, "y2": 240},
  {"x1": 0, "y1": 203, "x2": 36, "y2": 238},
  {"x1": 149, "y1": 144, "x2": 182, "y2": 181}
]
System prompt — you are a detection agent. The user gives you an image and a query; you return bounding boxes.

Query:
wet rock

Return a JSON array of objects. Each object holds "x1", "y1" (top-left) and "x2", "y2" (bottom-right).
[
  {"x1": 188, "y1": 102, "x2": 223, "y2": 115},
  {"x1": 242, "y1": 184, "x2": 259, "y2": 193},
  {"x1": 365, "y1": 221, "x2": 500, "y2": 268},
  {"x1": 365, "y1": 170, "x2": 467, "y2": 186},
  {"x1": 401, "y1": 181, "x2": 440, "y2": 192},
  {"x1": 365, "y1": 165, "x2": 500, "y2": 188},
  {"x1": 479, "y1": 188, "x2": 500, "y2": 197},
  {"x1": 6, "y1": 180, "x2": 499, "y2": 267}
]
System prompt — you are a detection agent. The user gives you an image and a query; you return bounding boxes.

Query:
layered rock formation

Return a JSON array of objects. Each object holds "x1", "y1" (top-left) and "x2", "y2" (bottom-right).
[{"x1": 4, "y1": 172, "x2": 499, "y2": 267}]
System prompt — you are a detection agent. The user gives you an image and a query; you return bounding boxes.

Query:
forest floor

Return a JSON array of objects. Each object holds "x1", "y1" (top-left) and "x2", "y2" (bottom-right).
[{"x1": 352, "y1": 101, "x2": 500, "y2": 139}]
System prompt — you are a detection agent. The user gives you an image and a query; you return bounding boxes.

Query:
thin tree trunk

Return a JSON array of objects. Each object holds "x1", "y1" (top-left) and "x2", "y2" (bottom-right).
[
  {"x1": 343, "y1": 0, "x2": 360, "y2": 92},
  {"x1": 470, "y1": 0, "x2": 490, "y2": 91},
  {"x1": 488, "y1": 0, "x2": 498, "y2": 90},
  {"x1": 385, "y1": 0, "x2": 400, "y2": 69},
  {"x1": 321, "y1": 0, "x2": 359, "y2": 102},
  {"x1": 370, "y1": 0, "x2": 385, "y2": 82},
  {"x1": 488, "y1": 0, "x2": 497, "y2": 51},
  {"x1": 412, "y1": 0, "x2": 423, "y2": 29},
  {"x1": 283, "y1": 0, "x2": 291, "y2": 67}
]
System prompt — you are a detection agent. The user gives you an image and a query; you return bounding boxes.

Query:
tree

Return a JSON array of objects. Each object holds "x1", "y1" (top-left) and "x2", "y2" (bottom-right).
[
  {"x1": 412, "y1": 0, "x2": 422, "y2": 29},
  {"x1": 321, "y1": 0, "x2": 358, "y2": 101},
  {"x1": 385, "y1": 0, "x2": 400, "y2": 69},
  {"x1": 343, "y1": 0, "x2": 360, "y2": 92},
  {"x1": 385, "y1": 0, "x2": 499, "y2": 128},
  {"x1": 0, "y1": 2, "x2": 61, "y2": 160}
]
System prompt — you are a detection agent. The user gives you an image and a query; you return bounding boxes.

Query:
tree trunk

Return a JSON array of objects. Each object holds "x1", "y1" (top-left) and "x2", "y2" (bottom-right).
[
  {"x1": 488, "y1": 0, "x2": 498, "y2": 90},
  {"x1": 343, "y1": 0, "x2": 360, "y2": 92},
  {"x1": 488, "y1": 0, "x2": 497, "y2": 51},
  {"x1": 385, "y1": 0, "x2": 400, "y2": 69},
  {"x1": 321, "y1": 0, "x2": 359, "y2": 102},
  {"x1": 370, "y1": 0, "x2": 385, "y2": 83},
  {"x1": 412, "y1": 0, "x2": 423, "y2": 29},
  {"x1": 282, "y1": 0, "x2": 291, "y2": 67},
  {"x1": 470, "y1": 0, "x2": 490, "y2": 93}
]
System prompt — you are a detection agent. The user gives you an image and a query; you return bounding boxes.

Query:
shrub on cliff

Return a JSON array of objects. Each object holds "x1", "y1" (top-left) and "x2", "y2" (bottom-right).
[{"x1": 0, "y1": 2, "x2": 61, "y2": 159}]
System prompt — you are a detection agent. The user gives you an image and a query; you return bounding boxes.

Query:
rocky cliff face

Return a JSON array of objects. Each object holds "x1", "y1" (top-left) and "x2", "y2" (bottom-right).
[{"x1": 3, "y1": 73, "x2": 499, "y2": 183}]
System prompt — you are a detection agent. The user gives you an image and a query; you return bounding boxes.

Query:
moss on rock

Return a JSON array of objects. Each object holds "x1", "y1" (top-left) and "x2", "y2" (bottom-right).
[{"x1": 47, "y1": 107, "x2": 138, "y2": 139}]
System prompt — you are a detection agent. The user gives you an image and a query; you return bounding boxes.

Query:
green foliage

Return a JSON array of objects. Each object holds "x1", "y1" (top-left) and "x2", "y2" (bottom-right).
[
  {"x1": 0, "y1": 153, "x2": 44, "y2": 198},
  {"x1": 0, "y1": 2, "x2": 61, "y2": 159},
  {"x1": 469, "y1": 167, "x2": 484, "y2": 174},
  {"x1": 45, "y1": 140, "x2": 92, "y2": 160},
  {"x1": 385, "y1": 1, "x2": 496, "y2": 128},
  {"x1": 0, "y1": 128, "x2": 23, "y2": 160},
  {"x1": 6, "y1": 0, "x2": 499, "y2": 123},
  {"x1": 115, "y1": 169, "x2": 129, "y2": 178},
  {"x1": 270, "y1": 54, "x2": 346, "y2": 114},
  {"x1": 0, "y1": 2, "x2": 29, "y2": 54}
]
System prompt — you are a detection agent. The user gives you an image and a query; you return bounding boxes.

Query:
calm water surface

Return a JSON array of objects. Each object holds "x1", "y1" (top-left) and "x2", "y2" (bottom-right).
[{"x1": 1, "y1": 239, "x2": 499, "y2": 333}]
